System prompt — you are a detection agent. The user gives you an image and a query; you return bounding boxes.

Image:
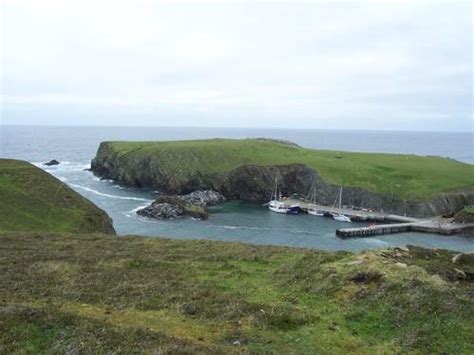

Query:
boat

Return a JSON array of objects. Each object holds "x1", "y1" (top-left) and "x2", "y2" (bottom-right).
[
  {"x1": 268, "y1": 178, "x2": 289, "y2": 213},
  {"x1": 308, "y1": 209, "x2": 325, "y2": 217},
  {"x1": 333, "y1": 213, "x2": 351, "y2": 223},
  {"x1": 307, "y1": 185, "x2": 325, "y2": 217},
  {"x1": 332, "y1": 186, "x2": 351, "y2": 223},
  {"x1": 287, "y1": 205, "x2": 302, "y2": 215}
]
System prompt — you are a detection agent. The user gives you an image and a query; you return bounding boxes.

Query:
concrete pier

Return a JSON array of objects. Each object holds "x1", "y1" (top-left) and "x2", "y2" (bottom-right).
[
  {"x1": 336, "y1": 219, "x2": 474, "y2": 239},
  {"x1": 280, "y1": 198, "x2": 474, "y2": 238}
]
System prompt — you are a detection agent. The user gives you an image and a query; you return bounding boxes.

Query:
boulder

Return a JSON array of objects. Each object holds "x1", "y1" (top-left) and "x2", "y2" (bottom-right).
[
  {"x1": 44, "y1": 159, "x2": 60, "y2": 166},
  {"x1": 137, "y1": 202, "x2": 182, "y2": 219},
  {"x1": 179, "y1": 190, "x2": 227, "y2": 207},
  {"x1": 137, "y1": 196, "x2": 208, "y2": 220}
]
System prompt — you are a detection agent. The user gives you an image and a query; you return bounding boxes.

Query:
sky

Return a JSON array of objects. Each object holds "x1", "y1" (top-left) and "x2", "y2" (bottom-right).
[{"x1": 0, "y1": 0, "x2": 472, "y2": 131}]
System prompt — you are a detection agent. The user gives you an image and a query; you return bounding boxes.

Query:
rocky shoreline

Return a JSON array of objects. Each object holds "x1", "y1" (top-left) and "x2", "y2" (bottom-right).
[{"x1": 137, "y1": 190, "x2": 226, "y2": 220}]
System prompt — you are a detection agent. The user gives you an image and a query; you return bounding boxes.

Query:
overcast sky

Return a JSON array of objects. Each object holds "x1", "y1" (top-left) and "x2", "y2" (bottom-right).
[{"x1": 1, "y1": 0, "x2": 472, "y2": 131}]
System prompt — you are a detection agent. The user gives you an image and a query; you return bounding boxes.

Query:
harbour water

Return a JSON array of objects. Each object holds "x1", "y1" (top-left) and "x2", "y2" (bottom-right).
[{"x1": 1, "y1": 125, "x2": 473, "y2": 252}]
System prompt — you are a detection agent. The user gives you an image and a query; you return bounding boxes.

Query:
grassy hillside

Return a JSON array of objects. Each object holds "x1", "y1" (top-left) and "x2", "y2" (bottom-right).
[
  {"x1": 97, "y1": 139, "x2": 474, "y2": 200},
  {"x1": 1, "y1": 232, "x2": 472, "y2": 353},
  {"x1": 0, "y1": 159, "x2": 115, "y2": 234}
]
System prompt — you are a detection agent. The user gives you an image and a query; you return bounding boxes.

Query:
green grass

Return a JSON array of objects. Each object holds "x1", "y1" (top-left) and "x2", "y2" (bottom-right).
[
  {"x1": 1, "y1": 232, "x2": 473, "y2": 353},
  {"x1": 462, "y1": 205, "x2": 474, "y2": 214},
  {"x1": 0, "y1": 159, "x2": 115, "y2": 234},
  {"x1": 97, "y1": 138, "x2": 474, "y2": 200}
]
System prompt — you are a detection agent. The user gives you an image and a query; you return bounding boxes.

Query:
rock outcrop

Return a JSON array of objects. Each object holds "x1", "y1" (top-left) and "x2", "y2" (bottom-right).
[
  {"x1": 137, "y1": 195, "x2": 208, "y2": 220},
  {"x1": 453, "y1": 207, "x2": 474, "y2": 224},
  {"x1": 44, "y1": 159, "x2": 60, "y2": 166},
  {"x1": 178, "y1": 190, "x2": 227, "y2": 207}
]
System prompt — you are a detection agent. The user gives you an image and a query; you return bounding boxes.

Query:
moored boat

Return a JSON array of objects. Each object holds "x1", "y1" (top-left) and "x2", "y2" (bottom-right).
[
  {"x1": 332, "y1": 187, "x2": 352, "y2": 223},
  {"x1": 333, "y1": 213, "x2": 351, "y2": 223},
  {"x1": 308, "y1": 209, "x2": 325, "y2": 217},
  {"x1": 287, "y1": 205, "x2": 302, "y2": 215},
  {"x1": 268, "y1": 178, "x2": 289, "y2": 213},
  {"x1": 307, "y1": 185, "x2": 325, "y2": 217}
]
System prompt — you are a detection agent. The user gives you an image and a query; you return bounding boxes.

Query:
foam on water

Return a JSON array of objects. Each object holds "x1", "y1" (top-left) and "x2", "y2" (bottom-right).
[{"x1": 69, "y1": 183, "x2": 153, "y2": 202}]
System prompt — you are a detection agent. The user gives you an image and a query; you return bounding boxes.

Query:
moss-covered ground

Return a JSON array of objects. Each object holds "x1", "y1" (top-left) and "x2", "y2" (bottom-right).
[
  {"x1": 1, "y1": 233, "x2": 472, "y2": 353},
  {"x1": 98, "y1": 139, "x2": 474, "y2": 200},
  {"x1": 0, "y1": 159, "x2": 114, "y2": 234}
]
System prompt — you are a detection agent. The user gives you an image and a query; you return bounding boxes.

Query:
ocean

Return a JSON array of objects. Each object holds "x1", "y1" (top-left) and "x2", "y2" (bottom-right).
[{"x1": 1, "y1": 125, "x2": 473, "y2": 252}]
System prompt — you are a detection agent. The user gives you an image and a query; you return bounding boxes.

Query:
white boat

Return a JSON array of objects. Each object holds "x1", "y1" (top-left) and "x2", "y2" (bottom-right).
[
  {"x1": 269, "y1": 200, "x2": 289, "y2": 213},
  {"x1": 307, "y1": 185, "x2": 325, "y2": 217},
  {"x1": 308, "y1": 209, "x2": 325, "y2": 217},
  {"x1": 268, "y1": 178, "x2": 289, "y2": 213},
  {"x1": 333, "y1": 213, "x2": 351, "y2": 223},
  {"x1": 332, "y1": 187, "x2": 351, "y2": 223}
]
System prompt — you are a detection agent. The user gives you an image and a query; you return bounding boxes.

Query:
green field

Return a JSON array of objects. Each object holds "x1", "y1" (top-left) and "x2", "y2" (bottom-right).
[
  {"x1": 1, "y1": 232, "x2": 473, "y2": 353},
  {"x1": 0, "y1": 159, "x2": 115, "y2": 234},
  {"x1": 98, "y1": 138, "x2": 474, "y2": 200}
]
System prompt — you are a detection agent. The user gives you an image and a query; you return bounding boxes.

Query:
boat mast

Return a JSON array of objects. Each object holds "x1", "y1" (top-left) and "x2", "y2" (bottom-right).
[
  {"x1": 272, "y1": 177, "x2": 278, "y2": 201},
  {"x1": 338, "y1": 186, "x2": 342, "y2": 209}
]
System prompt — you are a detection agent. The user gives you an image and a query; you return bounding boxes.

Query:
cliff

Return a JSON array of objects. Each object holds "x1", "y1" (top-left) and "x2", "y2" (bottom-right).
[
  {"x1": 91, "y1": 139, "x2": 474, "y2": 217},
  {"x1": 0, "y1": 159, "x2": 115, "y2": 234}
]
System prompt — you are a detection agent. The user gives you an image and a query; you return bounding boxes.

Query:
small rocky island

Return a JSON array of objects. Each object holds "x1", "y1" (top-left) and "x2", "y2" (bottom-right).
[{"x1": 137, "y1": 190, "x2": 226, "y2": 220}]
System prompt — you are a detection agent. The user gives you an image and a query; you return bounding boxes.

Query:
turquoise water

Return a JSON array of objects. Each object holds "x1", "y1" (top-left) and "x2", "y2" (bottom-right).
[{"x1": 1, "y1": 125, "x2": 473, "y2": 252}]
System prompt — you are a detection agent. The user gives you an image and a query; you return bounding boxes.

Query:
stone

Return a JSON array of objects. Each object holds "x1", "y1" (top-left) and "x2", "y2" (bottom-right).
[
  {"x1": 349, "y1": 271, "x2": 384, "y2": 284},
  {"x1": 452, "y1": 253, "x2": 463, "y2": 264},
  {"x1": 395, "y1": 262, "x2": 407, "y2": 268},
  {"x1": 178, "y1": 190, "x2": 226, "y2": 207},
  {"x1": 137, "y1": 202, "x2": 182, "y2": 219},
  {"x1": 44, "y1": 159, "x2": 60, "y2": 166},
  {"x1": 182, "y1": 303, "x2": 197, "y2": 316},
  {"x1": 453, "y1": 268, "x2": 466, "y2": 280}
]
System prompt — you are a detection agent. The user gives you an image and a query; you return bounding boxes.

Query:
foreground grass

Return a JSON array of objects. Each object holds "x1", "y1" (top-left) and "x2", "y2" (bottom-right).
[
  {"x1": 0, "y1": 159, "x2": 114, "y2": 234},
  {"x1": 1, "y1": 233, "x2": 473, "y2": 353},
  {"x1": 97, "y1": 139, "x2": 474, "y2": 200}
]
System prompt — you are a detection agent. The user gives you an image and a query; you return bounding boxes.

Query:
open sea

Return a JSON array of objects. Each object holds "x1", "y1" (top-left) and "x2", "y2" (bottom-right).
[{"x1": 1, "y1": 125, "x2": 473, "y2": 252}]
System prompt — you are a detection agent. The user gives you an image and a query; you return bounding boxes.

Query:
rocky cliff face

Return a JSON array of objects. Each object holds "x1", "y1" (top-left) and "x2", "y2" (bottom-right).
[{"x1": 91, "y1": 144, "x2": 474, "y2": 218}]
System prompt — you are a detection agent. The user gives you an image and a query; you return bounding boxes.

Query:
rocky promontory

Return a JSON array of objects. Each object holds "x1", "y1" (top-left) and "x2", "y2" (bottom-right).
[
  {"x1": 91, "y1": 139, "x2": 474, "y2": 218},
  {"x1": 137, "y1": 190, "x2": 226, "y2": 220}
]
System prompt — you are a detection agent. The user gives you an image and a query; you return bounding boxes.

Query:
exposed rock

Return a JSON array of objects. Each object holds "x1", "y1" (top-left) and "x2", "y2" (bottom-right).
[
  {"x1": 181, "y1": 303, "x2": 197, "y2": 316},
  {"x1": 349, "y1": 271, "x2": 384, "y2": 284},
  {"x1": 179, "y1": 190, "x2": 226, "y2": 207},
  {"x1": 453, "y1": 268, "x2": 466, "y2": 280},
  {"x1": 137, "y1": 196, "x2": 208, "y2": 220},
  {"x1": 452, "y1": 253, "x2": 463, "y2": 264},
  {"x1": 44, "y1": 159, "x2": 60, "y2": 166},
  {"x1": 395, "y1": 262, "x2": 407, "y2": 268},
  {"x1": 137, "y1": 202, "x2": 182, "y2": 219},
  {"x1": 453, "y1": 207, "x2": 474, "y2": 224}
]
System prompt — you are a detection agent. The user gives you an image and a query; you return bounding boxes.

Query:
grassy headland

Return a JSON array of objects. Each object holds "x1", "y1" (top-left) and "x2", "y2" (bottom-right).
[
  {"x1": 0, "y1": 159, "x2": 115, "y2": 234},
  {"x1": 1, "y1": 232, "x2": 473, "y2": 353},
  {"x1": 93, "y1": 138, "x2": 473, "y2": 200}
]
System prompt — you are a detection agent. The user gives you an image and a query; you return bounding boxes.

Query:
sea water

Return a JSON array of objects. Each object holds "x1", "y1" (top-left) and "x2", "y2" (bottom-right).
[{"x1": 1, "y1": 125, "x2": 473, "y2": 252}]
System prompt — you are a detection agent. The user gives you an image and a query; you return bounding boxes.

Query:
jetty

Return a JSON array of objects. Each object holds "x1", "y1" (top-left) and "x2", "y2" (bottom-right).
[
  {"x1": 336, "y1": 219, "x2": 474, "y2": 238},
  {"x1": 282, "y1": 198, "x2": 418, "y2": 223},
  {"x1": 281, "y1": 198, "x2": 474, "y2": 238}
]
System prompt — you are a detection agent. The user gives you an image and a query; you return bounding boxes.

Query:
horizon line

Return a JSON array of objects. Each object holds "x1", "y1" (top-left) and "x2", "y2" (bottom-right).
[{"x1": 1, "y1": 124, "x2": 472, "y2": 134}]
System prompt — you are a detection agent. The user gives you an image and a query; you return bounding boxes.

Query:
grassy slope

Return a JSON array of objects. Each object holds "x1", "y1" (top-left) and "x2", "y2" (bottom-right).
[
  {"x1": 101, "y1": 139, "x2": 474, "y2": 200},
  {"x1": 1, "y1": 232, "x2": 472, "y2": 353},
  {"x1": 0, "y1": 159, "x2": 114, "y2": 234}
]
